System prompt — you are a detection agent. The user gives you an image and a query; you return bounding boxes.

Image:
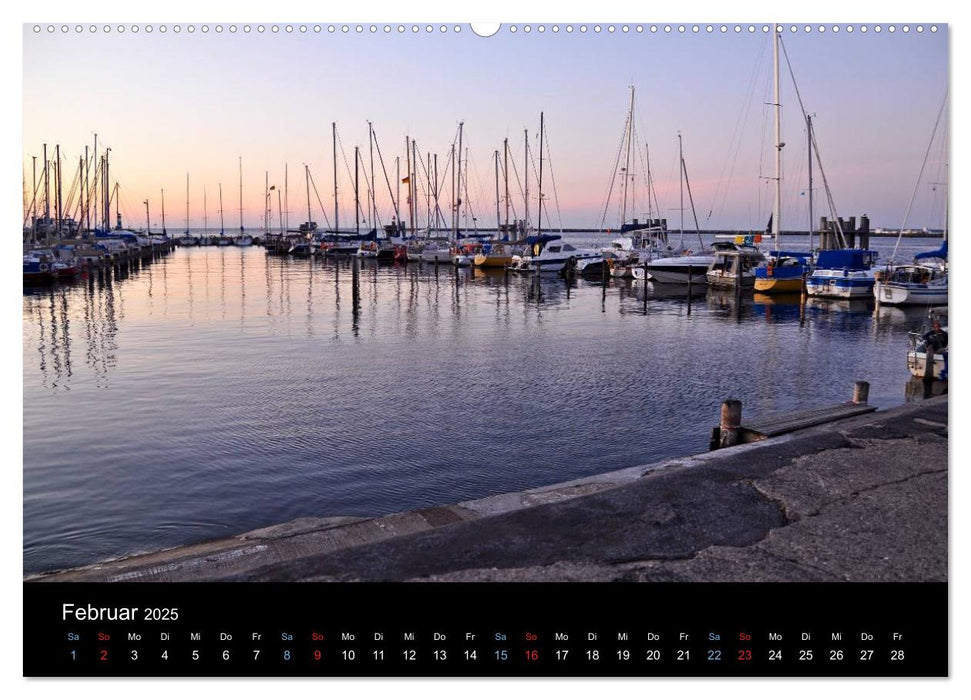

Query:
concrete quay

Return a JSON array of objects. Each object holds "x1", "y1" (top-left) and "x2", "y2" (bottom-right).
[{"x1": 29, "y1": 395, "x2": 947, "y2": 584}]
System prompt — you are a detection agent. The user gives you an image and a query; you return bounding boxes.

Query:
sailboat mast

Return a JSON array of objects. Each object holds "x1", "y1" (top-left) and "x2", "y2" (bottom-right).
[
  {"x1": 523, "y1": 128, "x2": 529, "y2": 233},
  {"x1": 305, "y1": 164, "x2": 312, "y2": 231},
  {"x1": 494, "y1": 150, "x2": 501, "y2": 232},
  {"x1": 412, "y1": 139, "x2": 418, "y2": 234},
  {"x1": 161, "y1": 188, "x2": 166, "y2": 235},
  {"x1": 204, "y1": 186, "x2": 208, "y2": 235},
  {"x1": 238, "y1": 156, "x2": 244, "y2": 233},
  {"x1": 368, "y1": 121, "x2": 375, "y2": 230},
  {"x1": 503, "y1": 138, "x2": 510, "y2": 236},
  {"x1": 621, "y1": 86, "x2": 634, "y2": 226},
  {"x1": 772, "y1": 22, "x2": 782, "y2": 249},
  {"x1": 456, "y1": 122, "x2": 464, "y2": 237},
  {"x1": 264, "y1": 171, "x2": 269, "y2": 233},
  {"x1": 144, "y1": 198, "x2": 150, "y2": 234},
  {"x1": 450, "y1": 145, "x2": 457, "y2": 239},
  {"x1": 537, "y1": 112, "x2": 544, "y2": 236},
  {"x1": 354, "y1": 146, "x2": 360, "y2": 234},
  {"x1": 332, "y1": 122, "x2": 339, "y2": 234},
  {"x1": 219, "y1": 183, "x2": 225, "y2": 235},
  {"x1": 807, "y1": 114, "x2": 814, "y2": 251},
  {"x1": 56, "y1": 145, "x2": 62, "y2": 234},
  {"x1": 284, "y1": 163, "x2": 289, "y2": 233},
  {"x1": 185, "y1": 173, "x2": 190, "y2": 234},
  {"x1": 678, "y1": 132, "x2": 684, "y2": 248}
]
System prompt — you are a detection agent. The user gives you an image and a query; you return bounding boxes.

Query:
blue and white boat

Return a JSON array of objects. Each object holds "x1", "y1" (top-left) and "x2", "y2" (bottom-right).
[{"x1": 806, "y1": 249, "x2": 880, "y2": 299}]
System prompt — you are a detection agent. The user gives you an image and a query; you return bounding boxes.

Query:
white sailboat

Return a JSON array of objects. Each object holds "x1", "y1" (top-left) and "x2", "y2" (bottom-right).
[{"x1": 874, "y1": 95, "x2": 948, "y2": 307}]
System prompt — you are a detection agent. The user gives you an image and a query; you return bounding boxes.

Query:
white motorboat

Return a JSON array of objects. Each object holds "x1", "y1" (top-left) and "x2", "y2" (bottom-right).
[{"x1": 509, "y1": 235, "x2": 601, "y2": 274}]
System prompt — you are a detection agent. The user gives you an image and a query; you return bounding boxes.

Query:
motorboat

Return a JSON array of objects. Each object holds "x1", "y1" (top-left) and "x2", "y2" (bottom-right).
[{"x1": 806, "y1": 249, "x2": 879, "y2": 299}]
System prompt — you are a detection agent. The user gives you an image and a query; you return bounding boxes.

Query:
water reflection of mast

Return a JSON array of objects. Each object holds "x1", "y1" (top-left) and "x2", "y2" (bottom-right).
[
  {"x1": 240, "y1": 247, "x2": 247, "y2": 330},
  {"x1": 351, "y1": 255, "x2": 361, "y2": 337}
]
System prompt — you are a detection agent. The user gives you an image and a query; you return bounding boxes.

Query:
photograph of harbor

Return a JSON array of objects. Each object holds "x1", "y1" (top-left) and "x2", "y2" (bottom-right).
[{"x1": 22, "y1": 22, "x2": 948, "y2": 585}]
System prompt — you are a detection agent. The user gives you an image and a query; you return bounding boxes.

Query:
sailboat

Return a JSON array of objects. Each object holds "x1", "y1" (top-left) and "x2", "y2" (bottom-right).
[
  {"x1": 751, "y1": 24, "x2": 809, "y2": 294},
  {"x1": 600, "y1": 86, "x2": 669, "y2": 265},
  {"x1": 645, "y1": 134, "x2": 726, "y2": 285},
  {"x1": 873, "y1": 96, "x2": 948, "y2": 307},
  {"x1": 753, "y1": 25, "x2": 806, "y2": 294}
]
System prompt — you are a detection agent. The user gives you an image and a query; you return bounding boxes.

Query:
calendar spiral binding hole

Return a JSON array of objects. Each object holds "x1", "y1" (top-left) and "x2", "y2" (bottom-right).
[{"x1": 33, "y1": 24, "x2": 938, "y2": 36}]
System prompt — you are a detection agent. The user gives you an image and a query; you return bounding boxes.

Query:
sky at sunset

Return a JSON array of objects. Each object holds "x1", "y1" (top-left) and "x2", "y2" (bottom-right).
[{"x1": 21, "y1": 20, "x2": 948, "y2": 234}]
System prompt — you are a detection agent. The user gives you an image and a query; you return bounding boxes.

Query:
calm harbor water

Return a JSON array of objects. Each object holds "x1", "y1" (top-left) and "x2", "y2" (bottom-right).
[{"x1": 23, "y1": 233, "x2": 943, "y2": 574}]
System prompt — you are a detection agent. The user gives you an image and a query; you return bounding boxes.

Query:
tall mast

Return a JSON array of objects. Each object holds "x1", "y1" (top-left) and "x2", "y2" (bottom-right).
[
  {"x1": 238, "y1": 156, "x2": 244, "y2": 233},
  {"x1": 264, "y1": 171, "x2": 269, "y2": 233},
  {"x1": 203, "y1": 186, "x2": 208, "y2": 235},
  {"x1": 537, "y1": 112, "x2": 544, "y2": 236},
  {"x1": 772, "y1": 22, "x2": 782, "y2": 250},
  {"x1": 31, "y1": 156, "x2": 37, "y2": 240},
  {"x1": 368, "y1": 121, "x2": 375, "y2": 230},
  {"x1": 456, "y1": 122, "x2": 464, "y2": 237},
  {"x1": 284, "y1": 163, "x2": 289, "y2": 233},
  {"x1": 433, "y1": 154, "x2": 439, "y2": 232},
  {"x1": 277, "y1": 188, "x2": 283, "y2": 235},
  {"x1": 494, "y1": 150, "x2": 501, "y2": 233},
  {"x1": 92, "y1": 134, "x2": 97, "y2": 231},
  {"x1": 144, "y1": 198, "x2": 150, "y2": 234},
  {"x1": 621, "y1": 86, "x2": 634, "y2": 226},
  {"x1": 807, "y1": 114, "x2": 814, "y2": 251},
  {"x1": 104, "y1": 147, "x2": 111, "y2": 231},
  {"x1": 354, "y1": 146, "x2": 360, "y2": 233},
  {"x1": 83, "y1": 148, "x2": 88, "y2": 233},
  {"x1": 678, "y1": 132, "x2": 684, "y2": 248},
  {"x1": 411, "y1": 139, "x2": 418, "y2": 235},
  {"x1": 185, "y1": 173, "x2": 190, "y2": 234},
  {"x1": 503, "y1": 138, "x2": 510, "y2": 236},
  {"x1": 219, "y1": 182, "x2": 225, "y2": 235},
  {"x1": 305, "y1": 164, "x2": 312, "y2": 231},
  {"x1": 332, "y1": 122, "x2": 338, "y2": 233},
  {"x1": 43, "y1": 143, "x2": 49, "y2": 228},
  {"x1": 523, "y1": 128, "x2": 529, "y2": 233},
  {"x1": 450, "y1": 145, "x2": 456, "y2": 238},
  {"x1": 161, "y1": 188, "x2": 166, "y2": 235},
  {"x1": 56, "y1": 144, "x2": 62, "y2": 234}
]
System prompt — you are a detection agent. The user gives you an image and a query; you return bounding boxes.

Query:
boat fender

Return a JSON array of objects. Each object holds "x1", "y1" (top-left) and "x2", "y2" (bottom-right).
[{"x1": 766, "y1": 262, "x2": 774, "y2": 276}]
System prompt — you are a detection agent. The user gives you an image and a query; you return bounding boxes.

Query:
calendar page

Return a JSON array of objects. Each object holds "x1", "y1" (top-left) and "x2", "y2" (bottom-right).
[{"x1": 19, "y1": 9, "x2": 950, "y2": 682}]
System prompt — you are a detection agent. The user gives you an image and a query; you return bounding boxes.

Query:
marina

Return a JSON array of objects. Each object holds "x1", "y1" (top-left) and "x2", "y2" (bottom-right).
[{"x1": 23, "y1": 232, "x2": 944, "y2": 575}]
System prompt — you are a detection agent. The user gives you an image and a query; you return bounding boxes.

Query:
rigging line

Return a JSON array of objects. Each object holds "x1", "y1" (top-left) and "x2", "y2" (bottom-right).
[
  {"x1": 541, "y1": 125, "x2": 564, "y2": 233},
  {"x1": 499, "y1": 156, "x2": 521, "y2": 223},
  {"x1": 711, "y1": 37, "x2": 768, "y2": 224},
  {"x1": 597, "y1": 107, "x2": 630, "y2": 232},
  {"x1": 779, "y1": 37, "x2": 847, "y2": 247},
  {"x1": 370, "y1": 126, "x2": 399, "y2": 225},
  {"x1": 306, "y1": 168, "x2": 334, "y2": 231},
  {"x1": 335, "y1": 132, "x2": 369, "y2": 224},
  {"x1": 888, "y1": 90, "x2": 948, "y2": 263},
  {"x1": 680, "y1": 152, "x2": 705, "y2": 250}
]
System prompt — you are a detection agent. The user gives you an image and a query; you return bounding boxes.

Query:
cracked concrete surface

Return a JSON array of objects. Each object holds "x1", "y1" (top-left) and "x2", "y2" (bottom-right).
[{"x1": 30, "y1": 396, "x2": 947, "y2": 583}]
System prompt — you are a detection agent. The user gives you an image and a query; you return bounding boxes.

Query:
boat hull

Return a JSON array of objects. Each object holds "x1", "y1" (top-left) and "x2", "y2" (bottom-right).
[
  {"x1": 753, "y1": 276, "x2": 802, "y2": 293},
  {"x1": 908, "y1": 350, "x2": 947, "y2": 380},
  {"x1": 874, "y1": 281, "x2": 948, "y2": 306}
]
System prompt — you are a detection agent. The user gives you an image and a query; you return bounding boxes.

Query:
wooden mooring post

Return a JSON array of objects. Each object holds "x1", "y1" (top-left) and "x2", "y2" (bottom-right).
[{"x1": 710, "y1": 381, "x2": 877, "y2": 451}]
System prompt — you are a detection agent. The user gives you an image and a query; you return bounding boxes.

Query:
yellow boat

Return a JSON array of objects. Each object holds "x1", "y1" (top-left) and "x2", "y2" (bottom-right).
[{"x1": 473, "y1": 243, "x2": 514, "y2": 268}]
